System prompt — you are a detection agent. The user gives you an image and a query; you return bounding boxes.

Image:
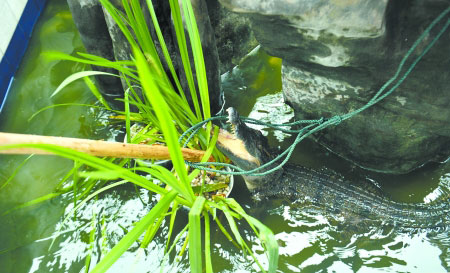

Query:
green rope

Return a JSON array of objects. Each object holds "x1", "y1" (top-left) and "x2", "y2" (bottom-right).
[{"x1": 181, "y1": 7, "x2": 450, "y2": 176}]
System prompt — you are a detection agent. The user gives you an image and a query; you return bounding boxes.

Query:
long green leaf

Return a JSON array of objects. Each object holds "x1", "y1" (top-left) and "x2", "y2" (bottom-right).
[
  {"x1": 83, "y1": 76, "x2": 111, "y2": 110},
  {"x1": 224, "y1": 198, "x2": 279, "y2": 273},
  {"x1": 85, "y1": 211, "x2": 97, "y2": 273},
  {"x1": 72, "y1": 161, "x2": 81, "y2": 217},
  {"x1": 217, "y1": 201, "x2": 266, "y2": 273},
  {"x1": 218, "y1": 203, "x2": 244, "y2": 249},
  {"x1": 43, "y1": 51, "x2": 138, "y2": 81},
  {"x1": 165, "y1": 201, "x2": 180, "y2": 252},
  {"x1": 161, "y1": 223, "x2": 189, "y2": 272},
  {"x1": 181, "y1": 0, "x2": 210, "y2": 121},
  {"x1": 204, "y1": 211, "x2": 213, "y2": 273},
  {"x1": 127, "y1": 0, "x2": 160, "y2": 66},
  {"x1": 28, "y1": 103, "x2": 108, "y2": 122},
  {"x1": 134, "y1": 46, "x2": 194, "y2": 203},
  {"x1": 1, "y1": 193, "x2": 60, "y2": 216},
  {"x1": 77, "y1": 171, "x2": 122, "y2": 180},
  {"x1": 91, "y1": 190, "x2": 178, "y2": 273},
  {"x1": 189, "y1": 196, "x2": 206, "y2": 273},
  {"x1": 124, "y1": 88, "x2": 131, "y2": 143},
  {"x1": 126, "y1": 0, "x2": 178, "y2": 100},
  {"x1": 129, "y1": 166, "x2": 192, "y2": 204},
  {"x1": 126, "y1": 0, "x2": 159, "y2": 70},
  {"x1": 141, "y1": 212, "x2": 166, "y2": 248},
  {"x1": 144, "y1": 0, "x2": 185, "y2": 101},
  {"x1": 212, "y1": 216, "x2": 240, "y2": 249},
  {"x1": 0, "y1": 155, "x2": 33, "y2": 191},
  {"x1": 76, "y1": 52, "x2": 135, "y2": 67},
  {"x1": 100, "y1": 0, "x2": 139, "y2": 50},
  {"x1": 50, "y1": 71, "x2": 118, "y2": 97},
  {"x1": 168, "y1": 0, "x2": 201, "y2": 119}
]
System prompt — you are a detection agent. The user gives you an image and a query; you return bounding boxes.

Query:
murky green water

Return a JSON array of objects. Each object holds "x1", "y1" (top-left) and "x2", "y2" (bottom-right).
[{"x1": 0, "y1": 1, "x2": 448, "y2": 272}]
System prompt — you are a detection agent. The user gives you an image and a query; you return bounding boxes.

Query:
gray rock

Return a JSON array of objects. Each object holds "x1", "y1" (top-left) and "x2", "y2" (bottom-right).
[
  {"x1": 67, "y1": 0, "x2": 124, "y2": 103},
  {"x1": 101, "y1": 0, "x2": 132, "y2": 63},
  {"x1": 219, "y1": 0, "x2": 450, "y2": 173},
  {"x1": 206, "y1": 0, "x2": 259, "y2": 74}
]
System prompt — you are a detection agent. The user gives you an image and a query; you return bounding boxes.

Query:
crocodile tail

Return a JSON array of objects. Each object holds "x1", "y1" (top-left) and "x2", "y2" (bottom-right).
[
  {"x1": 282, "y1": 165, "x2": 449, "y2": 230},
  {"x1": 385, "y1": 197, "x2": 449, "y2": 230}
]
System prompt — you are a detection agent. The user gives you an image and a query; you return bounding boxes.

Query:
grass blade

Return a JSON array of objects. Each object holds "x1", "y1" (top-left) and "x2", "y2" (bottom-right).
[
  {"x1": 83, "y1": 76, "x2": 111, "y2": 110},
  {"x1": 134, "y1": 46, "x2": 194, "y2": 203},
  {"x1": 204, "y1": 211, "x2": 213, "y2": 273},
  {"x1": 181, "y1": 0, "x2": 210, "y2": 121},
  {"x1": 1, "y1": 192, "x2": 60, "y2": 215},
  {"x1": 212, "y1": 216, "x2": 239, "y2": 249},
  {"x1": 165, "y1": 201, "x2": 180, "y2": 252},
  {"x1": 169, "y1": 0, "x2": 201, "y2": 119},
  {"x1": 189, "y1": 196, "x2": 206, "y2": 273},
  {"x1": 130, "y1": 165, "x2": 191, "y2": 201},
  {"x1": 144, "y1": 0, "x2": 185, "y2": 101},
  {"x1": 0, "y1": 155, "x2": 33, "y2": 191},
  {"x1": 100, "y1": 0, "x2": 139, "y2": 50},
  {"x1": 91, "y1": 190, "x2": 178, "y2": 273},
  {"x1": 124, "y1": 88, "x2": 131, "y2": 143},
  {"x1": 76, "y1": 52, "x2": 135, "y2": 67},
  {"x1": 141, "y1": 213, "x2": 166, "y2": 249},
  {"x1": 77, "y1": 171, "x2": 123, "y2": 180},
  {"x1": 28, "y1": 103, "x2": 108, "y2": 122},
  {"x1": 161, "y1": 223, "x2": 189, "y2": 272},
  {"x1": 223, "y1": 198, "x2": 279, "y2": 273},
  {"x1": 43, "y1": 51, "x2": 138, "y2": 81},
  {"x1": 84, "y1": 211, "x2": 97, "y2": 273},
  {"x1": 50, "y1": 71, "x2": 118, "y2": 97}
]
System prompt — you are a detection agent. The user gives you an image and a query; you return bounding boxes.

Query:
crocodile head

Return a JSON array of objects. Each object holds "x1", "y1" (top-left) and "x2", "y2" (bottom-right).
[{"x1": 216, "y1": 107, "x2": 283, "y2": 190}]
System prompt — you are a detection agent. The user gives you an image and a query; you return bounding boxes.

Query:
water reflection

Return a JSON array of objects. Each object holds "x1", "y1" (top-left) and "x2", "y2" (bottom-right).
[
  {"x1": 22, "y1": 187, "x2": 190, "y2": 273},
  {"x1": 264, "y1": 203, "x2": 449, "y2": 272}
]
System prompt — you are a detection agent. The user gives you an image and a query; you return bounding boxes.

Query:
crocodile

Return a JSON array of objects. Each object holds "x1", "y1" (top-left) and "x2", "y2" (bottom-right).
[{"x1": 216, "y1": 108, "x2": 449, "y2": 229}]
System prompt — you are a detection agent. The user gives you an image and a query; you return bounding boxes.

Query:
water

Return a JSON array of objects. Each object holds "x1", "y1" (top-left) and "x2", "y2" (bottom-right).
[{"x1": 0, "y1": 1, "x2": 448, "y2": 272}]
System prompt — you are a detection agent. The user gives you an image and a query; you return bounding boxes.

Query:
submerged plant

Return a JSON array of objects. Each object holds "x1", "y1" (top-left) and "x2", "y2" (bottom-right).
[{"x1": 1, "y1": 0, "x2": 278, "y2": 272}]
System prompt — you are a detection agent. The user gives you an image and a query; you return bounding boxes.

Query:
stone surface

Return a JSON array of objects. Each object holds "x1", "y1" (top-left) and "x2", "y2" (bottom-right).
[
  {"x1": 207, "y1": 0, "x2": 259, "y2": 74},
  {"x1": 67, "y1": 0, "x2": 124, "y2": 103},
  {"x1": 219, "y1": 0, "x2": 450, "y2": 173}
]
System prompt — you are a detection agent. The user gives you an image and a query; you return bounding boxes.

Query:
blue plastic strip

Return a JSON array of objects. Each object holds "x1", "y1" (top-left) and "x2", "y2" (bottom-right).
[
  {"x1": 0, "y1": 0, "x2": 48, "y2": 113},
  {"x1": 0, "y1": 77, "x2": 14, "y2": 113}
]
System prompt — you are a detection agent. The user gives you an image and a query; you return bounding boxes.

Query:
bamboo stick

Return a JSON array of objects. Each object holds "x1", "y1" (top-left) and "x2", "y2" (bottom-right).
[{"x1": 0, "y1": 132, "x2": 214, "y2": 162}]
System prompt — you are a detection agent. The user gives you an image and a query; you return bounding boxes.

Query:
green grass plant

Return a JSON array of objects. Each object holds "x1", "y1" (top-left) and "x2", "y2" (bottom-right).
[{"x1": 1, "y1": 0, "x2": 279, "y2": 272}]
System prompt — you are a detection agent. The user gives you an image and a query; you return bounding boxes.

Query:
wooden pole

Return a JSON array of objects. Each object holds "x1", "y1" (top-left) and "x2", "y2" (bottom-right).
[{"x1": 0, "y1": 132, "x2": 214, "y2": 162}]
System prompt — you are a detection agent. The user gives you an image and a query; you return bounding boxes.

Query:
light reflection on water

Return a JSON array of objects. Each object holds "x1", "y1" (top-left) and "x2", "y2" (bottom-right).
[
  {"x1": 262, "y1": 204, "x2": 448, "y2": 272},
  {"x1": 0, "y1": 0, "x2": 448, "y2": 272},
  {"x1": 9, "y1": 186, "x2": 191, "y2": 273}
]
